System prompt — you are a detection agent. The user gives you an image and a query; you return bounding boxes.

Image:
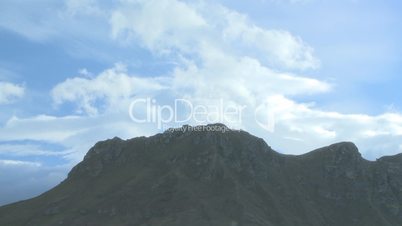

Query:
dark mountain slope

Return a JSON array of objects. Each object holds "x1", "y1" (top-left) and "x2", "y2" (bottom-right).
[{"x1": 0, "y1": 124, "x2": 401, "y2": 226}]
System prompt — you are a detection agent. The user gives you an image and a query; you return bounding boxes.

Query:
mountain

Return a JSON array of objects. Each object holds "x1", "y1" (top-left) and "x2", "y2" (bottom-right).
[{"x1": 0, "y1": 124, "x2": 401, "y2": 226}]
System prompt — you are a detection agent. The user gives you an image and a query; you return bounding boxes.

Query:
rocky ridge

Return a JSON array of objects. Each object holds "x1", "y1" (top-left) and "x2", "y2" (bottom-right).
[{"x1": 0, "y1": 124, "x2": 401, "y2": 226}]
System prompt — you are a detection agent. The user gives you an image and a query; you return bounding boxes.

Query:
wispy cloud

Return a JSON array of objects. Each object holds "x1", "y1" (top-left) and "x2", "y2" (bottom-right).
[
  {"x1": 0, "y1": 159, "x2": 41, "y2": 167},
  {"x1": 0, "y1": 82, "x2": 24, "y2": 104},
  {"x1": 110, "y1": 0, "x2": 319, "y2": 70}
]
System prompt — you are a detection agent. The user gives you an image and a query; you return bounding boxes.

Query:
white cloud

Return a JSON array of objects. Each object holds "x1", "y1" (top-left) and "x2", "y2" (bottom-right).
[
  {"x1": 52, "y1": 63, "x2": 168, "y2": 115},
  {"x1": 109, "y1": 0, "x2": 319, "y2": 70},
  {"x1": 0, "y1": 82, "x2": 25, "y2": 104},
  {"x1": 0, "y1": 159, "x2": 41, "y2": 167},
  {"x1": 172, "y1": 48, "x2": 329, "y2": 101},
  {"x1": 254, "y1": 95, "x2": 402, "y2": 157},
  {"x1": 363, "y1": 130, "x2": 390, "y2": 137},
  {"x1": 313, "y1": 126, "x2": 337, "y2": 139},
  {"x1": 0, "y1": 111, "x2": 157, "y2": 164},
  {"x1": 110, "y1": 0, "x2": 206, "y2": 53},
  {"x1": 0, "y1": 144, "x2": 69, "y2": 157},
  {"x1": 0, "y1": 0, "x2": 320, "y2": 70},
  {"x1": 0, "y1": 115, "x2": 86, "y2": 142},
  {"x1": 221, "y1": 9, "x2": 319, "y2": 70}
]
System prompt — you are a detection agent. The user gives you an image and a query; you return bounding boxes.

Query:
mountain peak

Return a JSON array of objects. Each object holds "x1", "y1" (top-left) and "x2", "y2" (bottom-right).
[
  {"x1": 2, "y1": 126, "x2": 402, "y2": 226},
  {"x1": 68, "y1": 124, "x2": 272, "y2": 179},
  {"x1": 328, "y1": 141, "x2": 361, "y2": 157},
  {"x1": 329, "y1": 141, "x2": 359, "y2": 151},
  {"x1": 302, "y1": 141, "x2": 362, "y2": 163}
]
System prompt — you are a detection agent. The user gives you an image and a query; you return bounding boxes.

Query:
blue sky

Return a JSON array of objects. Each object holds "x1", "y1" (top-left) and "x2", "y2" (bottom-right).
[{"x1": 0, "y1": 0, "x2": 402, "y2": 205}]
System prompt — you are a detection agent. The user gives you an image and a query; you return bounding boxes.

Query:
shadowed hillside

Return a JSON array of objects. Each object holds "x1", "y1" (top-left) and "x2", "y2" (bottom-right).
[{"x1": 0, "y1": 124, "x2": 401, "y2": 226}]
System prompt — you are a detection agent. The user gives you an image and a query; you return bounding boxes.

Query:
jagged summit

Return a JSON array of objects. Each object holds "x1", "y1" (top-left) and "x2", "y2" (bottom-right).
[
  {"x1": 70, "y1": 124, "x2": 274, "y2": 180},
  {"x1": 1, "y1": 124, "x2": 402, "y2": 226},
  {"x1": 300, "y1": 141, "x2": 364, "y2": 164}
]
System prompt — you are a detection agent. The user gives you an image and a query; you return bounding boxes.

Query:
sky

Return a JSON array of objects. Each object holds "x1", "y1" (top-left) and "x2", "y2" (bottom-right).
[{"x1": 0, "y1": 0, "x2": 402, "y2": 205}]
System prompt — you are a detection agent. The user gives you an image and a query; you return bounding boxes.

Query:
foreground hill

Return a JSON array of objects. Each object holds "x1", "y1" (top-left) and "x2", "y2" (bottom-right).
[{"x1": 0, "y1": 124, "x2": 401, "y2": 226}]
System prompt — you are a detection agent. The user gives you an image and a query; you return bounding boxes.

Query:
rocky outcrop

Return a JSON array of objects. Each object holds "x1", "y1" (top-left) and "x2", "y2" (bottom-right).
[{"x1": 0, "y1": 124, "x2": 401, "y2": 226}]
